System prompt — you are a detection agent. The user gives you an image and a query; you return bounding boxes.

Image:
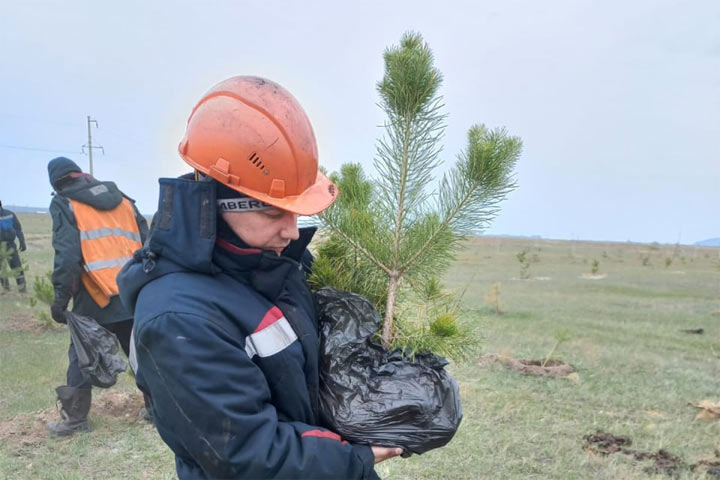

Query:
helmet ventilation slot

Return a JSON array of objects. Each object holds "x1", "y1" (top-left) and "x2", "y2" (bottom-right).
[{"x1": 248, "y1": 152, "x2": 266, "y2": 170}]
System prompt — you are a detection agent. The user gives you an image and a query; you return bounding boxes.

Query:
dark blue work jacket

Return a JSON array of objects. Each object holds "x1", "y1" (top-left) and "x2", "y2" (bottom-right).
[{"x1": 118, "y1": 177, "x2": 377, "y2": 479}]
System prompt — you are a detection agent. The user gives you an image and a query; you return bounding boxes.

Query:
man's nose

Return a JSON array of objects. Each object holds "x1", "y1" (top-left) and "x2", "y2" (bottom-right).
[{"x1": 281, "y1": 213, "x2": 300, "y2": 240}]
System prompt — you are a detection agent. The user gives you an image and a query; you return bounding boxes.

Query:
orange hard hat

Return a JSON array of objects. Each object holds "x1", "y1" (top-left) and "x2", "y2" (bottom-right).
[{"x1": 178, "y1": 76, "x2": 337, "y2": 216}]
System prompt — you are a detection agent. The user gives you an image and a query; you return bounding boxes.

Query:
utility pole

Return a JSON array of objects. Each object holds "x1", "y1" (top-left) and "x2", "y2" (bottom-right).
[{"x1": 82, "y1": 116, "x2": 104, "y2": 176}]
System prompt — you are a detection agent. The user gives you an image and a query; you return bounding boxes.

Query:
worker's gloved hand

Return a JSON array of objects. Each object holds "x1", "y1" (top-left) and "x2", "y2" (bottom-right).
[
  {"x1": 19, "y1": 243, "x2": 27, "y2": 252},
  {"x1": 50, "y1": 303, "x2": 67, "y2": 324}
]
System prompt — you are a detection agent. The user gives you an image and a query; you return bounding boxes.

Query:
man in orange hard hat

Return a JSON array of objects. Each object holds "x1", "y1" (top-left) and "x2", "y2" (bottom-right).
[
  {"x1": 118, "y1": 76, "x2": 400, "y2": 479},
  {"x1": 46, "y1": 157, "x2": 149, "y2": 436}
]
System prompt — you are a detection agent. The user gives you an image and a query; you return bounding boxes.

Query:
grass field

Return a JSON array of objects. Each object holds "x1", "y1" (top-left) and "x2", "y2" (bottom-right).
[{"x1": 1, "y1": 213, "x2": 719, "y2": 479}]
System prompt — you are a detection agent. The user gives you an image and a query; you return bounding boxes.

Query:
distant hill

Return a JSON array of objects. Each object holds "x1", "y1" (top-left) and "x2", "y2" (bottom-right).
[
  {"x1": 3, "y1": 205, "x2": 48, "y2": 214},
  {"x1": 5, "y1": 206, "x2": 718, "y2": 247},
  {"x1": 695, "y1": 237, "x2": 720, "y2": 247},
  {"x1": 7, "y1": 205, "x2": 154, "y2": 221}
]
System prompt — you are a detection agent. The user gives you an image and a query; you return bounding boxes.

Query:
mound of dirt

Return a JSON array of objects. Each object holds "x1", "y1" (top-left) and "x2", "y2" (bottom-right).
[
  {"x1": 0, "y1": 407, "x2": 57, "y2": 447},
  {"x1": 583, "y1": 431, "x2": 632, "y2": 455},
  {"x1": 583, "y1": 430, "x2": 720, "y2": 477},
  {"x1": 692, "y1": 451, "x2": 720, "y2": 478},
  {"x1": 479, "y1": 354, "x2": 575, "y2": 377},
  {"x1": 638, "y1": 449, "x2": 686, "y2": 477},
  {"x1": 0, "y1": 391, "x2": 146, "y2": 448},
  {"x1": 93, "y1": 391, "x2": 145, "y2": 419},
  {"x1": 680, "y1": 328, "x2": 704, "y2": 335}
]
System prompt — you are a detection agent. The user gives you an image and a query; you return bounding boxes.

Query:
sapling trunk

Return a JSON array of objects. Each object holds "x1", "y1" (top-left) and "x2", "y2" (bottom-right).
[
  {"x1": 542, "y1": 329, "x2": 571, "y2": 367},
  {"x1": 382, "y1": 273, "x2": 400, "y2": 345},
  {"x1": 541, "y1": 340, "x2": 562, "y2": 368}
]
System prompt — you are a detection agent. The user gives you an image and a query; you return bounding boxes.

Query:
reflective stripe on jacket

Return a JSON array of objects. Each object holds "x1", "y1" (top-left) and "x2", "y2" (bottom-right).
[
  {"x1": 0, "y1": 213, "x2": 17, "y2": 242},
  {"x1": 70, "y1": 198, "x2": 142, "y2": 308}
]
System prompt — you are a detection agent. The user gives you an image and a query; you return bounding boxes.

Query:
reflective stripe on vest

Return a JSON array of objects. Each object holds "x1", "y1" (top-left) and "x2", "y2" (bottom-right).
[
  {"x1": 245, "y1": 306, "x2": 298, "y2": 358},
  {"x1": 69, "y1": 197, "x2": 142, "y2": 308},
  {"x1": 84, "y1": 257, "x2": 134, "y2": 271},
  {"x1": 80, "y1": 228, "x2": 141, "y2": 243}
]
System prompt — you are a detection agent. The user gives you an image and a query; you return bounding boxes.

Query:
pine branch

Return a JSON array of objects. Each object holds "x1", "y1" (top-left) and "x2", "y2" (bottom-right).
[
  {"x1": 398, "y1": 192, "x2": 465, "y2": 274},
  {"x1": 322, "y1": 224, "x2": 393, "y2": 276},
  {"x1": 400, "y1": 125, "x2": 521, "y2": 273}
]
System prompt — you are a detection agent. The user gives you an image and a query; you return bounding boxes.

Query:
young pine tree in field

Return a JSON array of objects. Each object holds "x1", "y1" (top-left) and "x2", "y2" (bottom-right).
[
  {"x1": 28, "y1": 271, "x2": 56, "y2": 328},
  {"x1": 317, "y1": 32, "x2": 522, "y2": 349},
  {"x1": 0, "y1": 242, "x2": 25, "y2": 289}
]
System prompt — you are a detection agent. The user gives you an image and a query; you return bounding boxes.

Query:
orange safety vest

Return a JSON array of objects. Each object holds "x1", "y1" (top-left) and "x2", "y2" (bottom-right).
[{"x1": 70, "y1": 197, "x2": 142, "y2": 308}]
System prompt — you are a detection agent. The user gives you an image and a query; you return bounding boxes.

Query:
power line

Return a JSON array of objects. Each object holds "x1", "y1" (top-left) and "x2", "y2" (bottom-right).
[
  {"x1": 0, "y1": 143, "x2": 82, "y2": 154},
  {"x1": 0, "y1": 112, "x2": 83, "y2": 128}
]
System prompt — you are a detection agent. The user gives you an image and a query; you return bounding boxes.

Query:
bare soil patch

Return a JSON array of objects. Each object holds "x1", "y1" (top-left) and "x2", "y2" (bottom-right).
[
  {"x1": 479, "y1": 354, "x2": 575, "y2": 377},
  {"x1": 93, "y1": 391, "x2": 145, "y2": 419},
  {"x1": 579, "y1": 273, "x2": 607, "y2": 280},
  {"x1": 680, "y1": 328, "x2": 704, "y2": 335},
  {"x1": 583, "y1": 430, "x2": 720, "y2": 477},
  {"x1": 0, "y1": 407, "x2": 56, "y2": 447},
  {"x1": 689, "y1": 400, "x2": 720, "y2": 420},
  {"x1": 1, "y1": 313, "x2": 43, "y2": 332},
  {"x1": 693, "y1": 452, "x2": 720, "y2": 478},
  {"x1": 510, "y1": 276, "x2": 552, "y2": 281},
  {"x1": 0, "y1": 391, "x2": 145, "y2": 448}
]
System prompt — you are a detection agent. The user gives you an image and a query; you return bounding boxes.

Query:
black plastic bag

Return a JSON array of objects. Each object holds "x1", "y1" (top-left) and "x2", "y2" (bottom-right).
[
  {"x1": 315, "y1": 288, "x2": 462, "y2": 455},
  {"x1": 66, "y1": 312, "x2": 127, "y2": 388}
]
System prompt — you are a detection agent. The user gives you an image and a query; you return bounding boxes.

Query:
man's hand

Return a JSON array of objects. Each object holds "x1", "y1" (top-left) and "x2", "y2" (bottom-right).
[
  {"x1": 50, "y1": 303, "x2": 67, "y2": 324},
  {"x1": 19, "y1": 243, "x2": 27, "y2": 252},
  {"x1": 371, "y1": 446, "x2": 403, "y2": 464}
]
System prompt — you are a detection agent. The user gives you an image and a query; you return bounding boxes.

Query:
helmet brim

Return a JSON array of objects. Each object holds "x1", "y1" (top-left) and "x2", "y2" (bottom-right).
[
  {"x1": 253, "y1": 170, "x2": 337, "y2": 216},
  {"x1": 184, "y1": 155, "x2": 338, "y2": 216},
  {"x1": 237, "y1": 170, "x2": 337, "y2": 216}
]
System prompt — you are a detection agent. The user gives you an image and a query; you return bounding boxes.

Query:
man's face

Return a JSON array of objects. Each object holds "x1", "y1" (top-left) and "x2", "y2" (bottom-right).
[{"x1": 221, "y1": 207, "x2": 299, "y2": 255}]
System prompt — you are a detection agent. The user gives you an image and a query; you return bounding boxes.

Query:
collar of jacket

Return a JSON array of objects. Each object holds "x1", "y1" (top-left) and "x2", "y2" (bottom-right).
[
  {"x1": 213, "y1": 223, "x2": 314, "y2": 267},
  {"x1": 211, "y1": 199, "x2": 316, "y2": 299},
  {"x1": 54, "y1": 175, "x2": 124, "y2": 211}
]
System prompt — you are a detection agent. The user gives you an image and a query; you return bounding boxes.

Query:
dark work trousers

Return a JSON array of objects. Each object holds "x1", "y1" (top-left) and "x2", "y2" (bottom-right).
[
  {"x1": 66, "y1": 319, "x2": 133, "y2": 388},
  {"x1": 0, "y1": 241, "x2": 25, "y2": 290}
]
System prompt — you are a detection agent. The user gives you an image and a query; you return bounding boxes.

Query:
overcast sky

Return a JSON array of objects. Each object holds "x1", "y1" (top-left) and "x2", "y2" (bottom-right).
[{"x1": 1, "y1": 0, "x2": 718, "y2": 244}]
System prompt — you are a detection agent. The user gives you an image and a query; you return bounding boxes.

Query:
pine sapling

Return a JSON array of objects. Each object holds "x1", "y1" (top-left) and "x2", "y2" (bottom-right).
[
  {"x1": 516, "y1": 249, "x2": 531, "y2": 279},
  {"x1": 484, "y1": 282, "x2": 504, "y2": 314},
  {"x1": 0, "y1": 242, "x2": 12, "y2": 287},
  {"x1": 542, "y1": 328, "x2": 572, "y2": 367},
  {"x1": 29, "y1": 271, "x2": 55, "y2": 328},
  {"x1": 319, "y1": 32, "x2": 522, "y2": 349}
]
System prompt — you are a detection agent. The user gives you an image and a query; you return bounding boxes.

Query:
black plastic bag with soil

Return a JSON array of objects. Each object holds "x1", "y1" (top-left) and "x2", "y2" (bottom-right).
[
  {"x1": 315, "y1": 287, "x2": 462, "y2": 455},
  {"x1": 66, "y1": 311, "x2": 127, "y2": 388}
]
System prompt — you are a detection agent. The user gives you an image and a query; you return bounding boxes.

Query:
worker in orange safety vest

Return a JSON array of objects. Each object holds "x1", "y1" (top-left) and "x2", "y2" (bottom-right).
[{"x1": 46, "y1": 157, "x2": 150, "y2": 436}]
